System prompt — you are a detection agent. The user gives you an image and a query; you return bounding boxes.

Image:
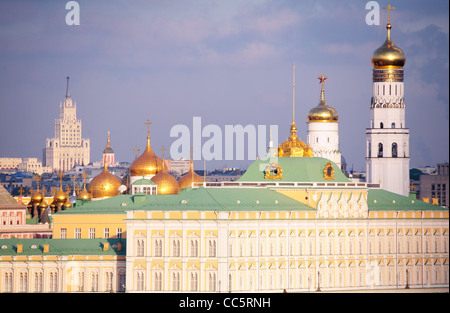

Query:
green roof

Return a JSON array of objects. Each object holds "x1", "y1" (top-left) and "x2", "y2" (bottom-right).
[
  {"x1": 238, "y1": 157, "x2": 350, "y2": 183},
  {"x1": 56, "y1": 186, "x2": 312, "y2": 215},
  {"x1": 367, "y1": 189, "x2": 444, "y2": 211},
  {"x1": 132, "y1": 178, "x2": 156, "y2": 186},
  {"x1": 0, "y1": 238, "x2": 126, "y2": 256}
]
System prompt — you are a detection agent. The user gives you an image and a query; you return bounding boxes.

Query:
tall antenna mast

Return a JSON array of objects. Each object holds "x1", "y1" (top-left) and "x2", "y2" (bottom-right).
[
  {"x1": 292, "y1": 63, "x2": 295, "y2": 123},
  {"x1": 66, "y1": 76, "x2": 70, "y2": 98}
]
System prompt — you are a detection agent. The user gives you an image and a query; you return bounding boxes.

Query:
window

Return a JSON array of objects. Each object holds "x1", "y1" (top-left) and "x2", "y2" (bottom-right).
[
  {"x1": 209, "y1": 273, "x2": 216, "y2": 292},
  {"x1": 50, "y1": 272, "x2": 58, "y2": 292},
  {"x1": 191, "y1": 273, "x2": 198, "y2": 291},
  {"x1": 154, "y1": 239, "x2": 163, "y2": 257},
  {"x1": 173, "y1": 239, "x2": 181, "y2": 257},
  {"x1": 136, "y1": 272, "x2": 144, "y2": 291},
  {"x1": 60, "y1": 228, "x2": 67, "y2": 239},
  {"x1": 75, "y1": 228, "x2": 81, "y2": 239},
  {"x1": 173, "y1": 272, "x2": 180, "y2": 291},
  {"x1": 191, "y1": 240, "x2": 198, "y2": 257},
  {"x1": 104, "y1": 228, "x2": 109, "y2": 239},
  {"x1": 154, "y1": 272, "x2": 162, "y2": 291},
  {"x1": 209, "y1": 240, "x2": 217, "y2": 257},
  {"x1": 380, "y1": 122, "x2": 384, "y2": 129},
  {"x1": 117, "y1": 228, "x2": 122, "y2": 239},
  {"x1": 378, "y1": 143, "x2": 383, "y2": 157},
  {"x1": 89, "y1": 228, "x2": 95, "y2": 239},
  {"x1": 137, "y1": 239, "x2": 145, "y2": 257},
  {"x1": 105, "y1": 272, "x2": 113, "y2": 292},
  {"x1": 391, "y1": 122, "x2": 395, "y2": 129},
  {"x1": 34, "y1": 272, "x2": 43, "y2": 292},
  {"x1": 392, "y1": 143, "x2": 398, "y2": 158},
  {"x1": 118, "y1": 271, "x2": 126, "y2": 292},
  {"x1": 19, "y1": 272, "x2": 28, "y2": 292},
  {"x1": 78, "y1": 272, "x2": 85, "y2": 292}
]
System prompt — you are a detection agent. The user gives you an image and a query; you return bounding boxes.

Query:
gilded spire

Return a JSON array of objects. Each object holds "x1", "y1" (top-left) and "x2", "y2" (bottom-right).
[
  {"x1": 292, "y1": 62, "x2": 295, "y2": 124},
  {"x1": 318, "y1": 73, "x2": 327, "y2": 103},
  {"x1": 160, "y1": 145, "x2": 167, "y2": 171},
  {"x1": 289, "y1": 63, "x2": 298, "y2": 141}
]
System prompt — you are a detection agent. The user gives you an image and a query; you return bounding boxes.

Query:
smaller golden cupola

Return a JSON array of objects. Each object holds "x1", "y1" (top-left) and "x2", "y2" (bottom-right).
[
  {"x1": 151, "y1": 146, "x2": 180, "y2": 195},
  {"x1": 307, "y1": 74, "x2": 338, "y2": 123},
  {"x1": 178, "y1": 149, "x2": 204, "y2": 188},
  {"x1": 77, "y1": 172, "x2": 92, "y2": 201},
  {"x1": 54, "y1": 172, "x2": 68, "y2": 205}
]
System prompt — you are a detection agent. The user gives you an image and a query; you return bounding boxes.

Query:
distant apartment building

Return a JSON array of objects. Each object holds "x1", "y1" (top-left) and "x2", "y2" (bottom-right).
[{"x1": 420, "y1": 163, "x2": 449, "y2": 208}]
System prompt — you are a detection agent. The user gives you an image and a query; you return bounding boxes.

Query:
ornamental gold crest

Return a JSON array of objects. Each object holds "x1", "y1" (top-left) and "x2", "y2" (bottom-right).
[
  {"x1": 323, "y1": 161, "x2": 334, "y2": 180},
  {"x1": 264, "y1": 162, "x2": 283, "y2": 180}
]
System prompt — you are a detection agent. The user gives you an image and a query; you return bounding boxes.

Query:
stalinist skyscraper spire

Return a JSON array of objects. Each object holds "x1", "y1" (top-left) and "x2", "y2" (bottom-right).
[
  {"x1": 44, "y1": 77, "x2": 90, "y2": 172},
  {"x1": 366, "y1": 5, "x2": 409, "y2": 196}
]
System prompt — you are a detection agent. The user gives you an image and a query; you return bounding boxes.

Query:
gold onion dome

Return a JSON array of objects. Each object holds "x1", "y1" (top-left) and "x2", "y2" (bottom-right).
[
  {"x1": 88, "y1": 165, "x2": 121, "y2": 199},
  {"x1": 54, "y1": 188, "x2": 68, "y2": 205},
  {"x1": 307, "y1": 74, "x2": 338, "y2": 123},
  {"x1": 77, "y1": 186, "x2": 91, "y2": 201},
  {"x1": 30, "y1": 190, "x2": 43, "y2": 204},
  {"x1": 179, "y1": 160, "x2": 204, "y2": 188},
  {"x1": 39, "y1": 200, "x2": 48, "y2": 210},
  {"x1": 372, "y1": 23, "x2": 405, "y2": 69},
  {"x1": 151, "y1": 170, "x2": 180, "y2": 195},
  {"x1": 130, "y1": 136, "x2": 163, "y2": 177},
  {"x1": 63, "y1": 199, "x2": 72, "y2": 210},
  {"x1": 151, "y1": 146, "x2": 179, "y2": 195}
]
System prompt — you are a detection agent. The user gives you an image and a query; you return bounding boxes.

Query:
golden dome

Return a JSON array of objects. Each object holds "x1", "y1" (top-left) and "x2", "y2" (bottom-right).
[
  {"x1": 151, "y1": 158, "x2": 179, "y2": 195},
  {"x1": 179, "y1": 162, "x2": 204, "y2": 188},
  {"x1": 77, "y1": 186, "x2": 92, "y2": 201},
  {"x1": 307, "y1": 74, "x2": 338, "y2": 123},
  {"x1": 278, "y1": 122, "x2": 314, "y2": 157},
  {"x1": 88, "y1": 165, "x2": 121, "y2": 199},
  {"x1": 30, "y1": 190, "x2": 43, "y2": 204},
  {"x1": 63, "y1": 199, "x2": 72, "y2": 210},
  {"x1": 54, "y1": 188, "x2": 68, "y2": 204},
  {"x1": 372, "y1": 23, "x2": 405, "y2": 69},
  {"x1": 39, "y1": 200, "x2": 48, "y2": 209},
  {"x1": 130, "y1": 137, "x2": 163, "y2": 177}
]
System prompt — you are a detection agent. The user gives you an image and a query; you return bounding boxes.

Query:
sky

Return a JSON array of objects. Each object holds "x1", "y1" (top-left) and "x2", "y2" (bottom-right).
[{"x1": 0, "y1": 0, "x2": 448, "y2": 172}]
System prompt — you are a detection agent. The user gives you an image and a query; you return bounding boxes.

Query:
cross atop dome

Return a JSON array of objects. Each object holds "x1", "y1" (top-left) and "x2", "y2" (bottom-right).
[{"x1": 383, "y1": 4, "x2": 396, "y2": 24}]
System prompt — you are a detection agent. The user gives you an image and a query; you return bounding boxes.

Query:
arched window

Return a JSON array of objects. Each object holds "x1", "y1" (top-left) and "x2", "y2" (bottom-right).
[
  {"x1": 380, "y1": 122, "x2": 384, "y2": 129},
  {"x1": 378, "y1": 143, "x2": 383, "y2": 157},
  {"x1": 391, "y1": 122, "x2": 395, "y2": 129},
  {"x1": 392, "y1": 143, "x2": 398, "y2": 158}
]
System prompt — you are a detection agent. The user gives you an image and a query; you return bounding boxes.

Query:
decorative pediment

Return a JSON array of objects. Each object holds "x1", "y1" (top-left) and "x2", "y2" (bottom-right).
[
  {"x1": 152, "y1": 231, "x2": 163, "y2": 238},
  {"x1": 151, "y1": 264, "x2": 164, "y2": 270}
]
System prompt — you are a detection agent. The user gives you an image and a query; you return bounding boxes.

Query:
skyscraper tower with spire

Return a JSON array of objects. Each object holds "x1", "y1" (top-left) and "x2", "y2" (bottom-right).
[
  {"x1": 366, "y1": 5, "x2": 409, "y2": 196},
  {"x1": 44, "y1": 77, "x2": 90, "y2": 172}
]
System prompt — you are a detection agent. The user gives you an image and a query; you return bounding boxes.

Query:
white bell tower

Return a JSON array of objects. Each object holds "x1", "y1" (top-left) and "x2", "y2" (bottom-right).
[{"x1": 366, "y1": 5, "x2": 409, "y2": 196}]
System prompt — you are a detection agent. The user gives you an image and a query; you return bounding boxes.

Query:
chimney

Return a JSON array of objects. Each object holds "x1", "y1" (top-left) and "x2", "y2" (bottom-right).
[
  {"x1": 16, "y1": 244, "x2": 23, "y2": 253},
  {"x1": 103, "y1": 242, "x2": 109, "y2": 251},
  {"x1": 117, "y1": 242, "x2": 123, "y2": 251},
  {"x1": 43, "y1": 244, "x2": 49, "y2": 253}
]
